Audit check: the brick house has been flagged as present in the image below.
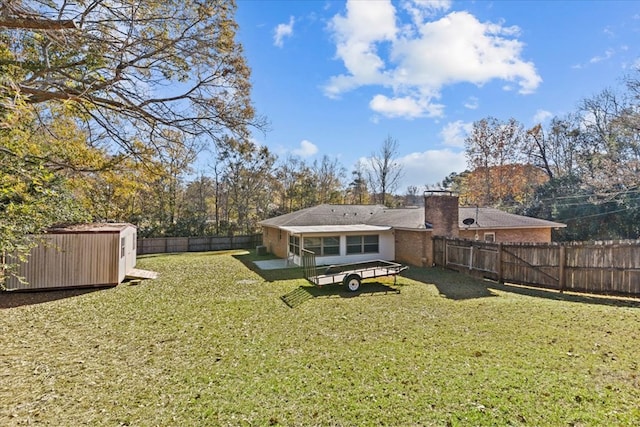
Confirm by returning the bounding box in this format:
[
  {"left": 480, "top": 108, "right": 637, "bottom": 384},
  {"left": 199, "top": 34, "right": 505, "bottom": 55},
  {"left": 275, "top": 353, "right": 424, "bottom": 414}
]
[{"left": 259, "top": 193, "right": 565, "bottom": 267}]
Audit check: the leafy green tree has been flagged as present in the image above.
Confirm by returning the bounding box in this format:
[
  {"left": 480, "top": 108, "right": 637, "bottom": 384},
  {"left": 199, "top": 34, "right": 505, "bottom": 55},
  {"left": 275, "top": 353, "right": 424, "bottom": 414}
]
[
  {"left": 217, "top": 138, "right": 275, "bottom": 235},
  {"left": 177, "top": 175, "right": 217, "bottom": 237},
  {"left": 1, "top": 0, "right": 265, "bottom": 277},
  {"left": 1, "top": 99, "right": 87, "bottom": 283},
  {"left": 273, "top": 155, "right": 316, "bottom": 213},
  {"left": 312, "top": 155, "right": 346, "bottom": 205},
  {"left": 346, "top": 161, "right": 369, "bottom": 205}
]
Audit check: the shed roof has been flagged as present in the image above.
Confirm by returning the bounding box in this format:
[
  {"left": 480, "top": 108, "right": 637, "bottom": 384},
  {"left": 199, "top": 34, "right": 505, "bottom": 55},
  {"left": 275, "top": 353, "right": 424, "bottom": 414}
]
[{"left": 45, "top": 223, "right": 136, "bottom": 234}]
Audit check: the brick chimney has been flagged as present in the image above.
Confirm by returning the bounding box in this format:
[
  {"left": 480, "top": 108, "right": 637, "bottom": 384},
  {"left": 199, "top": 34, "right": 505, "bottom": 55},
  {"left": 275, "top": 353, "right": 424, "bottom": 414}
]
[{"left": 424, "top": 191, "right": 459, "bottom": 237}]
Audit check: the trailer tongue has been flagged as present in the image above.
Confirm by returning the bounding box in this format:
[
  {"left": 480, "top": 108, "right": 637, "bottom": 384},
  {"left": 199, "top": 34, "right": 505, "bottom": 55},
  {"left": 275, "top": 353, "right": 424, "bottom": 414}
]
[{"left": 301, "top": 249, "right": 407, "bottom": 292}]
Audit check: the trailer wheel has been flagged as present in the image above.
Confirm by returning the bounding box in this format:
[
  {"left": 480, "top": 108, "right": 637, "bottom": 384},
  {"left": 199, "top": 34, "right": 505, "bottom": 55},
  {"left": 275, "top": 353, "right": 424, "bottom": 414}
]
[{"left": 343, "top": 274, "right": 362, "bottom": 292}]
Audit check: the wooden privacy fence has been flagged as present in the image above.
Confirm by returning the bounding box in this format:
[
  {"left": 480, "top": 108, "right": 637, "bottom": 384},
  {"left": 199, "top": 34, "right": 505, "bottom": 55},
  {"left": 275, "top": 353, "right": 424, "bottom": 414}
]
[
  {"left": 137, "top": 234, "right": 262, "bottom": 255},
  {"left": 433, "top": 237, "right": 640, "bottom": 297}
]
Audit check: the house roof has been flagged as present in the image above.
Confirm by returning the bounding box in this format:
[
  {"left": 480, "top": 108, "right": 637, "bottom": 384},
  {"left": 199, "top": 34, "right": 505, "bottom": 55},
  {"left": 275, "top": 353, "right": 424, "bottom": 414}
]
[
  {"left": 260, "top": 204, "right": 566, "bottom": 232},
  {"left": 260, "top": 205, "right": 387, "bottom": 227},
  {"left": 459, "top": 207, "right": 566, "bottom": 229},
  {"left": 281, "top": 224, "right": 391, "bottom": 234},
  {"left": 368, "top": 207, "right": 427, "bottom": 229}
]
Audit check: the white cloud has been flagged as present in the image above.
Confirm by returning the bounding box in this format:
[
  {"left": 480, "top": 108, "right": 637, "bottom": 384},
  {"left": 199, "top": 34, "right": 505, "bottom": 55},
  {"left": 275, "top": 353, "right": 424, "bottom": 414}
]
[
  {"left": 325, "top": 3, "right": 541, "bottom": 119},
  {"left": 369, "top": 94, "right": 444, "bottom": 118},
  {"left": 401, "top": 0, "right": 452, "bottom": 25},
  {"left": 274, "top": 16, "right": 295, "bottom": 48},
  {"left": 292, "top": 140, "right": 318, "bottom": 157},
  {"left": 391, "top": 12, "right": 540, "bottom": 94},
  {"left": 464, "top": 96, "right": 479, "bottom": 110},
  {"left": 439, "top": 120, "right": 472, "bottom": 147},
  {"left": 574, "top": 48, "right": 617, "bottom": 69},
  {"left": 589, "top": 48, "right": 615, "bottom": 64},
  {"left": 324, "top": 0, "right": 398, "bottom": 98},
  {"left": 533, "top": 109, "right": 553, "bottom": 124},
  {"left": 398, "top": 149, "right": 467, "bottom": 189}
]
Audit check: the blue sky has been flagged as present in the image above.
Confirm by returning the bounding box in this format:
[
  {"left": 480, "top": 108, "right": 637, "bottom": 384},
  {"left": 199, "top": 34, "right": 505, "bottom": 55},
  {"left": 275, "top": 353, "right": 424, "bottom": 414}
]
[{"left": 226, "top": 0, "right": 640, "bottom": 192}]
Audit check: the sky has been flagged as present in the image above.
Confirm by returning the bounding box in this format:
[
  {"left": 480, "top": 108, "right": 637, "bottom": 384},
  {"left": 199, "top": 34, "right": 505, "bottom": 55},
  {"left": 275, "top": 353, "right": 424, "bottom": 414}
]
[{"left": 217, "top": 0, "right": 640, "bottom": 192}]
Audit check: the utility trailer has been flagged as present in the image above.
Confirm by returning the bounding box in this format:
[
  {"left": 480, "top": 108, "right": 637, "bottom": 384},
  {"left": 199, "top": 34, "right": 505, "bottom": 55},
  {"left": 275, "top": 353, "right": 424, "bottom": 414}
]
[{"left": 301, "top": 249, "right": 408, "bottom": 292}]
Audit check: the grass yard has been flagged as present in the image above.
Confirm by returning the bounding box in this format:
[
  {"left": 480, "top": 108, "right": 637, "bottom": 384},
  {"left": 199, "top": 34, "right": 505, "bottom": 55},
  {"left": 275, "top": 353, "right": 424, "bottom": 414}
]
[{"left": 2, "top": 250, "right": 640, "bottom": 426}]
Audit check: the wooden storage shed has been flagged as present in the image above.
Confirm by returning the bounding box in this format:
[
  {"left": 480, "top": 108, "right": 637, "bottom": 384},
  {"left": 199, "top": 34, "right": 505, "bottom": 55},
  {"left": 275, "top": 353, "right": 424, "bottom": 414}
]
[{"left": 4, "top": 223, "right": 138, "bottom": 291}]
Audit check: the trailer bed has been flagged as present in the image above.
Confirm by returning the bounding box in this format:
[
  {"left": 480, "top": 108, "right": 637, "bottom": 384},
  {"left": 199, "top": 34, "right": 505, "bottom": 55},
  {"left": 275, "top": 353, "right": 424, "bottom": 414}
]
[
  {"left": 311, "top": 260, "right": 406, "bottom": 286},
  {"left": 301, "top": 250, "right": 407, "bottom": 291}
]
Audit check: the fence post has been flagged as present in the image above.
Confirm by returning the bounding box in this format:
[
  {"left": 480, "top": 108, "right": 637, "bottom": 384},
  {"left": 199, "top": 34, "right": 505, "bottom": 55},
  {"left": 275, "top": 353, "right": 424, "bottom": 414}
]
[
  {"left": 497, "top": 243, "right": 503, "bottom": 283},
  {"left": 444, "top": 238, "right": 449, "bottom": 268},
  {"left": 558, "top": 245, "right": 566, "bottom": 293},
  {"left": 432, "top": 236, "right": 438, "bottom": 266}
]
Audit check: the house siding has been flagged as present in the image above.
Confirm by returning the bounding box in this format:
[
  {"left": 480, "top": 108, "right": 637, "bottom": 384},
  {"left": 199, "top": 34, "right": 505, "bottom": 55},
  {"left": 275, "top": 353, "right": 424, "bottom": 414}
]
[
  {"left": 287, "top": 231, "right": 395, "bottom": 265},
  {"left": 259, "top": 202, "right": 564, "bottom": 268},
  {"left": 394, "top": 229, "right": 433, "bottom": 267},
  {"left": 262, "top": 225, "right": 288, "bottom": 258},
  {"left": 459, "top": 227, "right": 552, "bottom": 243}
]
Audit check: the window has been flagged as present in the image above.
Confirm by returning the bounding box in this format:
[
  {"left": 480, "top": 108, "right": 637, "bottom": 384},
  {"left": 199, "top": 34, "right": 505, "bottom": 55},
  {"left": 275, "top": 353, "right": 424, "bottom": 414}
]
[
  {"left": 484, "top": 232, "right": 496, "bottom": 243},
  {"left": 346, "top": 235, "right": 379, "bottom": 254},
  {"left": 323, "top": 236, "right": 340, "bottom": 255},
  {"left": 303, "top": 236, "right": 340, "bottom": 256},
  {"left": 289, "top": 235, "right": 300, "bottom": 255},
  {"left": 120, "top": 237, "right": 126, "bottom": 258}
]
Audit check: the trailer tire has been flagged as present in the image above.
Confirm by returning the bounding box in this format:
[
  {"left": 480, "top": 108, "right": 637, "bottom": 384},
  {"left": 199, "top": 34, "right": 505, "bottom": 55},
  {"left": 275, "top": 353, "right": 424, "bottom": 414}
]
[{"left": 343, "top": 274, "right": 361, "bottom": 292}]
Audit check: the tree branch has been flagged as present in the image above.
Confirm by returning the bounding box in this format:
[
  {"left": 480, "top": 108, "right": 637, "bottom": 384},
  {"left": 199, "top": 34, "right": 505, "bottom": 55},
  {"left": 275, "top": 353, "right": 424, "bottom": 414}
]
[{"left": 0, "top": 17, "right": 76, "bottom": 30}]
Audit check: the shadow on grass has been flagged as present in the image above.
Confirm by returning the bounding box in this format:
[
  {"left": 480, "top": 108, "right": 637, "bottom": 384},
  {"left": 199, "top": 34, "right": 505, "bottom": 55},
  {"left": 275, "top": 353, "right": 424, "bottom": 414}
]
[
  {"left": 403, "top": 267, "right": 640, "bottom": 308},
  {"left": 402, "top": 267, "right": 497, "bottom": 301},
  {"left": 233, "top": 251, "right": 305, "bottom": 282},
  {"left": 0, "top": 287, "right": 109, "bottom": 309},
  {"left": 281, "top": 282, "right": 401, "bottom": 308},
  {"left": 138, "top": 249, "right": 250, "bottom": 260}
]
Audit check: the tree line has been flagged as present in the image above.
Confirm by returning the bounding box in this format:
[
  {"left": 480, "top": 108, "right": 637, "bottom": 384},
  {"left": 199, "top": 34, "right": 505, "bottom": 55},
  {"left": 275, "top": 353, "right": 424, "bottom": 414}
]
[
  {"left": 2, "top": 1, "right": 639, "bottom": 282},
  {"left": 452, "top": 69, "right": 640, "bottom": 241},
  {"left": 0, "top": 0, "right": 408, "bottom": 280}
]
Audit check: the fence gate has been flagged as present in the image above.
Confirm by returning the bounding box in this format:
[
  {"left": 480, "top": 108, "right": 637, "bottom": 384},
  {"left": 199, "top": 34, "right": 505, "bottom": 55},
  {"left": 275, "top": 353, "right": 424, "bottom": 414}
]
[
  {"left": 435, "top": 237, "right": 561, "bottom": 290},
  {"left": 443, "top": 239, "right": 499, "bottom": 276},
  {"left": 434, "top": 237, "right": 640, "bottom": 297}
]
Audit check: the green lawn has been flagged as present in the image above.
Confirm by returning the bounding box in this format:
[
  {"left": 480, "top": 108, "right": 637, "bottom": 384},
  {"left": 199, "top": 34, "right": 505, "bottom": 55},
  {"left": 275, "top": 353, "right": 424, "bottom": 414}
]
[{"left": 2, "top": 250, "right": 640, "bottom": 426}]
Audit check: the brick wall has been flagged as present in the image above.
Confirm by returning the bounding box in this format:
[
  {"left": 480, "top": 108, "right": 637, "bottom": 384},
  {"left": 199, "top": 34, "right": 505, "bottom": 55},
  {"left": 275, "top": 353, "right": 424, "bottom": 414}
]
[
  {"left": 394, "top": 229, "right": 433, "bottom": 267},
  {"left": 262, "top": 226, "right": 288, "bottom": 258},
  {"left": 458, "top": 227, "right": 552, "bottom": 243},
  {"left": 424, "top": 194, "right": 459, "bottom": 238}
]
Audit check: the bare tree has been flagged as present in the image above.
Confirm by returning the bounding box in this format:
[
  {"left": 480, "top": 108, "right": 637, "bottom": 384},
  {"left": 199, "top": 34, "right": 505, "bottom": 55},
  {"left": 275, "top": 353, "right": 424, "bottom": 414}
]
[
  {"left": 1, "top": 0, "right": 266, "bottom": 155},
  {"left": 367, "top": 135, "right": 404, "bottom": 206}
]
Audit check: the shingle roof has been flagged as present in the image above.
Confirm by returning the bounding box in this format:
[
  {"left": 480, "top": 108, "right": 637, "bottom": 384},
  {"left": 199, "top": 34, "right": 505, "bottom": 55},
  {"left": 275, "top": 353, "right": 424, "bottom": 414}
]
[
  {"left": 368, "top": 207, "right": 427, "bottom": 229},
  {"left": 259, "top": 204, "right": 565, "bottom": 230},
  {"left": 459, "top": 207, "right": 566, "bottom": 229},
  {"left": 259, "top": 204, "right": 385, "bottom": 227},
  {"left": 45, "top": 223, "right": 135, "bottom": 234}
]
